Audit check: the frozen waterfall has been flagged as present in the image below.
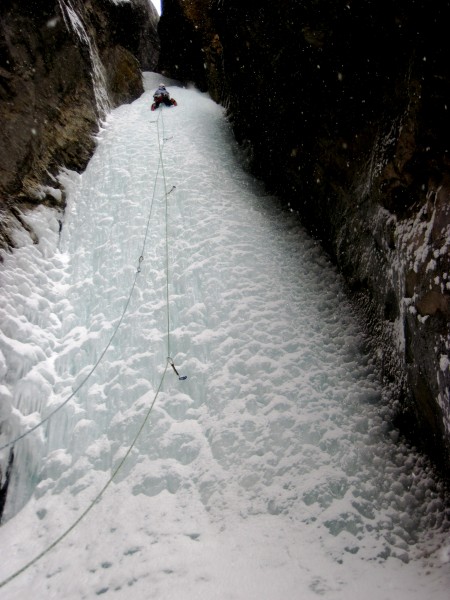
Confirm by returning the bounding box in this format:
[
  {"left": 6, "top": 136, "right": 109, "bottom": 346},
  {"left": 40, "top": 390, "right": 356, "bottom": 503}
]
[{"left": 0, "top": 72, "right": 449, "bottom": 599}]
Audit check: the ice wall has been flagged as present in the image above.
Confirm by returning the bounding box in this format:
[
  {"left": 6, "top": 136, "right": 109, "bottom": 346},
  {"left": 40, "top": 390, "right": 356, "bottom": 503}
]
[{"left": 0, "top": 74, "right": 448, "bottom": 599}]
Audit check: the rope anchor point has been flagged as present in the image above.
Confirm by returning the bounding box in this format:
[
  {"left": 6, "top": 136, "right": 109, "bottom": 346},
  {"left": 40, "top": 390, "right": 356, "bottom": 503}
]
[
  {"left": 167, "top": 357, "right": 187, "bottom": 380},
  {"left": 137, "top": 255, "right": 144, "bottom": 273}
]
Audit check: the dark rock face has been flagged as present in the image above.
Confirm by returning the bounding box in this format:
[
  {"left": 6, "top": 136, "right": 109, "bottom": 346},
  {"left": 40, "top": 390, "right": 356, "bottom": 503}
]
[
  {"left": 0, "top": 0, "right": 159, "bottom": 248},
  {"left": 159, "top": 0, "right": 450, "bottom": 475},
  {"left": 158, "top": 0, "right": 210, "bottom": 91},
  {"left": 100, "top": 0, "right": 160, "bottom": 72},
  {"left": 0, "top": 448, "right": 13, "bottom": 523}
]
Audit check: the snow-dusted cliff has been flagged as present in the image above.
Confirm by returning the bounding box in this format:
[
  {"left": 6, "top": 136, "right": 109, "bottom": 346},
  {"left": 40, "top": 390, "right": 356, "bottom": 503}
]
[
  {"left": 158, "top": 0, "right": 450, "bottom": 476},
  {"left": 0, "top": 0, "right": 159, "bottom": 249}
]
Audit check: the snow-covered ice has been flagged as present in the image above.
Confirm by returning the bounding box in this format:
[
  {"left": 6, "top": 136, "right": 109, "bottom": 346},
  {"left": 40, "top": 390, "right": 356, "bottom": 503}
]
[{"left": 0, "top": 72, "right": 449, "bottom": 599}]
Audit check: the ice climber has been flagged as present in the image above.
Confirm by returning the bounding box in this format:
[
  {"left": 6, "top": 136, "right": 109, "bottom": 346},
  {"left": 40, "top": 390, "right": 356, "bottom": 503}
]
[{"left": 151, "top": 83, "right": 178, "bottom": 111}]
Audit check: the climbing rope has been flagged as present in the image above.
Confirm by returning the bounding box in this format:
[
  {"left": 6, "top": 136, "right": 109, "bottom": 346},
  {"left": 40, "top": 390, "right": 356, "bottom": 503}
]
[
  {"left": 157, "top": 108, "right": 186, "bottom": 380},
  {"left": 0, "top": 110, "right": 168, "bottom": 452},
  {"left": 0, "top": 93, "right": 187, "bottom": 588},
  {"left": 0, "top": 362, "right": 169, "bottom": 590},
  {"left": 160, "top": 110, "right": 172, "bottom": 358},
  {"left": 138, "top": 110, "right": 164, "bottom": 263},
  {"left": 0, "top": 267, "right": 139, "bottom": 452}
]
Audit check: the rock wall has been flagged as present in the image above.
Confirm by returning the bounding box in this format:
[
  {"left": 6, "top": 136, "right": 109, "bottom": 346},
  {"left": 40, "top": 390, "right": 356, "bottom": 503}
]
[
  {"left": 158, "top": 0, "right": 450, "bottom": 475},
  {"left": 0, "top": 0, "right": 159, "bottom": 249}
]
